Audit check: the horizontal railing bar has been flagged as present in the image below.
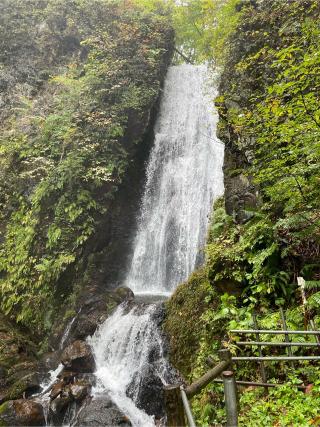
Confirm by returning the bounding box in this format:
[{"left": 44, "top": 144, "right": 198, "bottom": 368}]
[
  {"left": 233, "top": 356, "right": 320, "bottom": 361},
  {"left": 236, "top": 341, "right": 320, "bottom": 347},
  {"left": 230, "top": 329, "right": 320, "bottom": 335},
  {"left": 180, "top": 386, "right": 196, "bottom": 427},
  {"left": 213, "top": 379, "right": 307, "bottom": 390},
  {"left": 185, "top": 359, "right": 230, "bottom": 398}
]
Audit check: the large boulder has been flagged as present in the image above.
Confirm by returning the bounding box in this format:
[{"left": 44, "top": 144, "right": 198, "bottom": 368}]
[
  {"left": 61, "top": 341, "right": 95, "bottom": 373},
  {"left": 70, "top": 287, "right": 135, "bottom": 342},
  {"left": 0, "top": 399, "right": 45, "bottom": 426},
  {"left": 48, "top": 377, "right": 91, "bottom": 425},
  {"left": 49, "top": 394, "right": 72, "bottom": 425},
  {"left": 73, "top": 396, "right": 131, "bottom": 426},
  {"left": 128, "top": 365, "right": 165, "bottom": 418}
]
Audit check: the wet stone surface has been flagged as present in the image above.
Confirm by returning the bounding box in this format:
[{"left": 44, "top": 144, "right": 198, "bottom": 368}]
[{"left": 72, "top": 395, "right": 132, "bottom": 427}]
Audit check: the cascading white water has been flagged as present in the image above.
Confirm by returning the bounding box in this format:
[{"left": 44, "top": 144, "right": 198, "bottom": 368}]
[
  {"left": 89, "top": 64, "right": 224, "bottom": 426},
  {"left": 125, "top": 64, "right": 224, "bottom": 294},
  {"left": 88, "top": 303, "right": 170, "bottom": 427}
]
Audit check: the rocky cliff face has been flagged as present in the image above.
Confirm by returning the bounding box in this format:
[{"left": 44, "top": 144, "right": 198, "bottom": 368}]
[
  {"left": 217, "top": 0, "right": 320, "bottom": 223},
  {"left": 0, "top": 0, "right": 174, "bottom": 338}
]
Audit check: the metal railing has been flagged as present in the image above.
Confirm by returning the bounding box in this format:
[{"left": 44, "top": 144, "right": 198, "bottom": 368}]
[
  {"left": 164, "top": 277, "right": 320, "bottom": 426},
  {"left": 164, "top": 349, "right": 237, "bottom": 427},
  {"left": 227, "top": 305, "right": 320, "bottom": 403},
  {"left": 180, "top": 386, "right": 196, "bottom": 427}
]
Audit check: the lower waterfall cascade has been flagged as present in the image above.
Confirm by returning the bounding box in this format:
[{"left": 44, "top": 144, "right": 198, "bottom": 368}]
[
  {"left": 89, "top": 64, "right": 224, "bottom": 426},
  {"left": 88, "top": 303, "right": 171, "bottom": 426}
]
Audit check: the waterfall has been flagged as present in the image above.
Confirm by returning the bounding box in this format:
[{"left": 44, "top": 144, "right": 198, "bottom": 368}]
[
  {"left": 125, "top": 64, "right": 224, "bottom": 294},
  {"left": 89, "top": 64, "right": 224, "bottom": 425},
  {"left": 88, "top": 303, "right": 171, "bottom": 426}
]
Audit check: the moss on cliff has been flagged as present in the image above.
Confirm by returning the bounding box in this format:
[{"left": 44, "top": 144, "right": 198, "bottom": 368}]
[{"left": 164, "top": 269, "right": 215, "bottom": 379}]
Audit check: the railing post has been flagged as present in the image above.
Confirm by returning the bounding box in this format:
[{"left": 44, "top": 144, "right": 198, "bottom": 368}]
[
  {"left": 180, "top": 386, "right": 196, "bottom": 427},
  {"left": 298, "top": 276, "right": 320, "bottom": 346},
  {"left": 252, "top": 312, "right": 268, "bottom": 393},
  {"left": 164, "top": 384, "right": 186, "bottom": 427},
  {"left": 279, "top": 307, "right": 294, "bottom": 367},
  {"left": 222, "top": 370, "right": 238, "bottom": 427}
]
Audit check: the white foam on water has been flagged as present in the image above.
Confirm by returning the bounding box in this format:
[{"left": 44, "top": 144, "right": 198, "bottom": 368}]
[{"left": 88, "top": 304, "right": 169, "bottom": 427}]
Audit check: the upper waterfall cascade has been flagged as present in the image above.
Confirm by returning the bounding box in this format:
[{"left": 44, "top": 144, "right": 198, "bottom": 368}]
[{"left": 125, "top": 64, "right": 224, "bottom": 294}]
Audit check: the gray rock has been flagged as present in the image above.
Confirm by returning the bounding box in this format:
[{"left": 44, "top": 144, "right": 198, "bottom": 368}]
[
  {"left": 40, "top": 351, "right": 61, "bottom": 372},
  {"left": 61, "top": 341, "right": 95, "bottom": 373},
  {"left": 128, "top": 365, "right": 164, "bottom": 418},
  {"left": 49, "top": 394, "right": 71, "bottom": 425},
  {"left": 73, "top": 396, "right": 132, "bottom": 426},
  {"left": 69, "top": 382, "right": 91, "bottom": 401},
  {"left": 63, "top": 287, "right": 135, "bottom": 345}
]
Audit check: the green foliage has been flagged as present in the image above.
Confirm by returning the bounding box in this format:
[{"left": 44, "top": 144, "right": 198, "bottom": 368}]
[
  {"left": 215, "top": 0, "right": 320, "bottom": 300},
  {"left": 172, "top": 0, "right": 241, "bottom": 64},
  {"left": 0, "top": 0, "right": 172, "bottom": 333},
  {"left": 239, "top": 381, "right": 320, "bottom": 426},
  {"left": 188, "top": 291, "right": 320, "bottom": 426},
  {"left": 239, "top": 20, "right": 320, "bottom": 243},
  {"left": 206, "top": 201, "right": 295, "bottom": 304}
]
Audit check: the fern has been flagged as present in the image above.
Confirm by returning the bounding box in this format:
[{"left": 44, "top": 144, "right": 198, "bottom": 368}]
[
  {"left": 307, "top": 291, "right": 320, "bottom": 309},
  {"left": 304, "top": 281, "right": 320, "bottom": 290}
]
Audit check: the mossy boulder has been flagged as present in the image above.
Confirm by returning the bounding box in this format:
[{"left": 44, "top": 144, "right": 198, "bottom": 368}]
[
  {"left": 0, "top": 399, "right": 45, "bottom": 426},
  {"left": 0, "top": 314, "right": 38, "bottom": 404},
  {"left": 164, "top": 269, "right": 217, "bottom": 379},
  {"left": 110, "top": 287, "right": 135, "bottom": 305},
  {"left": 4, "top": 373, "right": 41, "bottom": 402}
]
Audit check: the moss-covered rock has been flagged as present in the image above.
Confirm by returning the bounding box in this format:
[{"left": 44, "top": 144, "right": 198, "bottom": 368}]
[
  {"left": 0, "top": 399, "right": 45, "bottom": 426},
  {"left": 164, "top": 269, "right": 215, "bottom": 379},
  {"left": 0, "top": 314, "right": 39, "bottom": 404},
  {"left": 4, "top": 373, "right": 41, "bottom": 402}
]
